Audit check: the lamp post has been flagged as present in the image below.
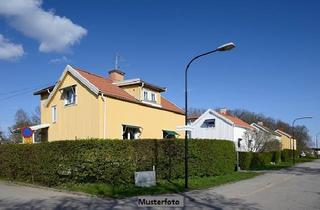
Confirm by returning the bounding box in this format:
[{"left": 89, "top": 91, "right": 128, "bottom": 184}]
[
  {"left": 184, "top": 42, "right": 236, "bottom": 189},
  {"left": 316, "top": 132, "right": 320, "bottom": 159},
  {"left": 291, "top": 116, "right": 312, "bottom": 165}
]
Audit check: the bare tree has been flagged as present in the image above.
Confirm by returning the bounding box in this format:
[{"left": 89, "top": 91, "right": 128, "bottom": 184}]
[
  {"left": 8, "top": 109, "right": 32, "bottom": 143},
  {"left": 31, "top": 106, "right": 40, "bottom": 125},
  {"left": 231, "top": 108, "right": 311, "bottom": 152},
  {"left": 243, "top": 129, "right": 280, "bottom": 152},
  {"left": 187, "top": 107, "right": 206, "bottom": 117},
  {"left": 0, "top": 129, "right": 6, "bottom": 143}
]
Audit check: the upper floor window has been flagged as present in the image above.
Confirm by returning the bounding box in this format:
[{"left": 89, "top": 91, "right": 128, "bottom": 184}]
[
  {"left": 151, "top": 93, "right": 156, "bottom": 102},
  {"left": 143, "top": 91, "right": 148, "bottom": 101},
  {"left": 63, "top": 86, "right": 76, "bottom": 106},
  {"left": 142, "top": 89, "right": 157, "bottom": 103},
  {"left": 202, "top": 119, "right": 215, "bottom": 128}
]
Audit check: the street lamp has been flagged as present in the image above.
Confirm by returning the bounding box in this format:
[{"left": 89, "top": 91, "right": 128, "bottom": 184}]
[
  {"left": 184, "top": 42, "right": 236, "bottom": 189},
  {"left": 291, "top": 116, "right": 312, "bottom": 164}
]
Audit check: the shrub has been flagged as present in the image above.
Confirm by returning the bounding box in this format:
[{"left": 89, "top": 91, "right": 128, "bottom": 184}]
[
  {"left": 0, "top": 139, "right": 236, "bottom": 187},
  {"left": 239, "top": 152, "right": 253, "bottom": 170},
  {"left": 239, "top": 151, "right": 278, "bottom": 170},
  {"left": 281, "top": 149, "right": 297, "bottom": 162},
  {"left": 272, "top": 151, "right": 281, "bottom": 164},
  {"left": 250, "top": 152, "right": 274, "bottom": 169}
]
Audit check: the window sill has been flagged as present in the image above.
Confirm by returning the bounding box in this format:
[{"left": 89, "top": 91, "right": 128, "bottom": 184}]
[
  {"left": 141, "top": 100, "right": 162, "bottom": 108},
  {"left": 64, "top": 103, "right": 77, "bottom": 108}
]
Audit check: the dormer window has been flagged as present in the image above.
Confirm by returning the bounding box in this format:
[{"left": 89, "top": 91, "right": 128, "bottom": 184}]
[
  {"left": 63, "top": 86, "right": 76, "bottom": 106},
  {"left": 142, "top": 89, "right": 157, "bottom": 103},
  {"left": 144, "top": 91, "right": 148, "bottom": 101},
  {"left": 202, "top": 119, "right": 215, "bottom": 128},
  {"left": 151, "top": 93, "right": 156, "bottom": 102}
]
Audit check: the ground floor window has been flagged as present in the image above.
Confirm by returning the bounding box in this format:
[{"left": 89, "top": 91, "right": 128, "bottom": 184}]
[
  {"left": 163, "top": 130, "right": 179, "bottom": 139},
  {"left": 238, "top": 138, "right": 242, "bottom": 148},
  {"left": 122, "top": 125, "right": 141, "bottom": 140}
]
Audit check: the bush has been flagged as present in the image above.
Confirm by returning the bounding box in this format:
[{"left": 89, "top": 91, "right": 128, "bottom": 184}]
[
  {"left": 239, "top": 152, "right": 253, "bottom": 170},
  {"left": 239, "top": 151, "right": 279, "bottom": 170},
  {"left": 0, "top": 139, "right": 236, "bottom": 187},
  {"left": 250, "top": 152, "right": 274, "bottom": 169},
  {"left": 272, "top": 151, "right": 281, "bottom": 164},
  {"left": 281, "top": 149, "right": 297, "bottom": 162}
]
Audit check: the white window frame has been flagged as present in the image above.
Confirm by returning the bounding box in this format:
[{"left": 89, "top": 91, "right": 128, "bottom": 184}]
[
  {"left": 143, "top": 91, "right": 148, "bottom": 101},
  {"left": 142, "top": 88, "right": 157, "bottom": 103},
  {"left": 151, "top": 92, "right": 156, "bottom": 102},
  {"left": 63, "top": 86, "right": 76, "bottom": 106},
  {"left": 51, "top": 106, "right": 57, "bottom": 123}
]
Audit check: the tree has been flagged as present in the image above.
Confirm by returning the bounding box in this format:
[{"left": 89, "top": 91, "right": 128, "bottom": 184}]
[
  {"left": 231, "top": 109, "right": 311, "bottom": 152},
  {"left": 187, "top": 107, "right": 206, "bottom": 117},
  {"left": 294, "top": 125, "right": 311, "bottom": 152},
  {"left": 8, "top": 109, "right": 32, "bottom": 143},
  {"left": 0, "top": 129, "right": 6, "bottom": 143},
  {"left": 31, "top": 106, "right": 40, "bottom": 125},
  {"left": 243, "top": 129, "right": 280, "bottom": 152}
]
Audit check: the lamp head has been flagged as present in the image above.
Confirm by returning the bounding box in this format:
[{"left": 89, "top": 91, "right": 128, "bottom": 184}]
[{"left": 217, "top": 42, "right": 236, "bottom": 51}]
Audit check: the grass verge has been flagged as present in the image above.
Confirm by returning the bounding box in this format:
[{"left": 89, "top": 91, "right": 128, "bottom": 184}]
[
  {"left": 59, "top": 172, "right": 259, "bottom": 198},
  {"left": 252, "top": 157, "right": 317, "bottom": 170}
]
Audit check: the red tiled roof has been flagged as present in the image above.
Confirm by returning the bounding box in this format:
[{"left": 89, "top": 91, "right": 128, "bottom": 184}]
[
  {"left": 161, "top": 97, "right": 185, "bottom": 114},
  {"left": 75, "top": 68, "right": 184, "bottom": 115},
  {"left": 219, "top": 112, "right": 252, "bottom": 129},
  {"left": 187, "top": 115, "right": 201, "bottom": 120}
]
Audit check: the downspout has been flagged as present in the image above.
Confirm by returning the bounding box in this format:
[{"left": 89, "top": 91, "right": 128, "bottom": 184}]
[{"left": 101, "top": 94, "right": 107, "bottom": 139}]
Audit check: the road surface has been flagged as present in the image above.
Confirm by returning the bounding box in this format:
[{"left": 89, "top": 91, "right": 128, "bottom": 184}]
[{"left": 0, "top": 159, "right": 319, "bottom": 210}]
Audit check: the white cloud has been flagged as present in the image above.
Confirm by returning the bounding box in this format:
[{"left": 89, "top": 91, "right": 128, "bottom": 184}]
[
  {"left": 49, "top": 56, "right": 70, "bottom": 64},
  {"left": 0, "top": 34, "right": 24, "bottom": 61},
  {"left": 0, "top": 0, "right": 87, "bottom": 53}
]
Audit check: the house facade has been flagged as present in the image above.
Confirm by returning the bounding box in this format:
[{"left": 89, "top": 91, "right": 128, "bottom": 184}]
[
  {"left": 251, "top": 122, "right": 281, "bottom": 142},
  {"left": 186, "top": 108, "right": 252, "bottom": 151},
  {"left": 274, "top": 129, "right": 296, "bottom": 150},
  {"left": 33, "top": 65, "right": 184, "bottom": 141}
]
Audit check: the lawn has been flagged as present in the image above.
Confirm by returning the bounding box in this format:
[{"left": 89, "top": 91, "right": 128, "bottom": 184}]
[
  {"left": 251, "top": 157, "right": 318, "bottom": 170},
  {"left": 59, "top": 172, "right": 259, "bottom": 198}
]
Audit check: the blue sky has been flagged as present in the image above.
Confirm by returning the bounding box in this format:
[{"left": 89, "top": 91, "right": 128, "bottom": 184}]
[{"left": 0, "top": 0, "right": 319, "bottom": 145}]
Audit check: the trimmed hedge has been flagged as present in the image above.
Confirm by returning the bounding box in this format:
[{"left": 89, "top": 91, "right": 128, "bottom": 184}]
[
  {"left": 281, "top": 149, "right": 297, "bottom": 162},
  {"left": 0, "top": 139, "right": 236, "bottom": 187},
  {"left": 238, "top": 152, "right": 252, "bottom": 170},
  {"left": 239, "top": 151, "right": 281, "bottom": 170}
]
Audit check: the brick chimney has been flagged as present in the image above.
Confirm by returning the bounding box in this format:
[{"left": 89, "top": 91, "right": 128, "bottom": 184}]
[
  {"left": 108, "top": 69, "right": 125, "bottom": 82},
  {"left": 219, "top": 108, "right": 228, "bottom": 115}
]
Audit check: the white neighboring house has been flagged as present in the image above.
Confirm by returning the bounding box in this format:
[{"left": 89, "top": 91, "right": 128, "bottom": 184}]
[
  {"left": 250, "top": 122, "right": 281, "bottom": 142},
  {"left": 186, "top": 108, "right": 252, "bottom": 151},
  {"left": 248, "top": 122, "right": 281, "bottom": 151}
]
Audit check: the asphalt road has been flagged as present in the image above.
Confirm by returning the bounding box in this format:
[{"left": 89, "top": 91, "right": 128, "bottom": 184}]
[{"left": 0, "top": 159, "right": 319, "bottom": 210}]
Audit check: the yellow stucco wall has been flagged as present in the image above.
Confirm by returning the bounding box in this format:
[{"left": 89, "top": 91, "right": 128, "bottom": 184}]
[
  {"left": 280, "top": 134, "right": 297, "bottom": 150},
  {"left": 105, "top": 96, "right": 184, "bottom": 139},
  {"left": 122, "top": 85, "right": 141, "bottom": 100},
  {"left": 123, "top": 86, "right": 162, "bottom": 105},
  {"left": 41, "top": 72, "right": 103, "bottom": 141},
  {"left": 39, "top": 72, "right": 184, "bottom": 141}
]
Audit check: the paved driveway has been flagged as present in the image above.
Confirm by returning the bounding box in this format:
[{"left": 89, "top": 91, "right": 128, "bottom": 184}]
[{"left": 0, "top": 159, "right": 319, "bottom": 210}]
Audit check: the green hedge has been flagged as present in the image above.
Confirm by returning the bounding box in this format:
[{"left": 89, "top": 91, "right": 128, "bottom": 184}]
[
  {"left": 281, "top": 149, "right": 297, "bottom": 162},
  {"left": 0, "top": 139, "right": 236, "bottom": 187},
  {"left": 239, "top": 151, "right": 281, "bottom": 170},
  {"left": 238, "top": 152, "right": 252, "bottom": 170}
]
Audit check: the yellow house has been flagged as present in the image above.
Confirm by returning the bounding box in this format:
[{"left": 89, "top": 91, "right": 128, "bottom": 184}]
[
  {"left": 33, "top": 65, "right": 184, "bottom": 141},
  {"left": 274, "top": 129, "right": 296, "bottom": 150}
]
